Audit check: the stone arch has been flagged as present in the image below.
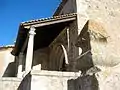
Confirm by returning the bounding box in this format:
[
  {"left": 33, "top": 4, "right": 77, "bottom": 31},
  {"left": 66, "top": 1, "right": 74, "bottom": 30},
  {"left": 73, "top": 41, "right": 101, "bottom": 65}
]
[{"left": 49, "top": 43, "right": 69, "bottom": 71}]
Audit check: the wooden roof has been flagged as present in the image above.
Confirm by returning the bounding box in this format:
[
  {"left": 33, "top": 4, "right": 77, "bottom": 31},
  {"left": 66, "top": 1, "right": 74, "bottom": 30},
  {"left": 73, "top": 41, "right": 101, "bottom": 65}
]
[{"left": 12, "top": 13, "right": 77, "bottom": 56}]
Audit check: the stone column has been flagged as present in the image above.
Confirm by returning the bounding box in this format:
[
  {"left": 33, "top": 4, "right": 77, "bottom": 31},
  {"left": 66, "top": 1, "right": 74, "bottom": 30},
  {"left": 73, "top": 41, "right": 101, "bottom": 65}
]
[
  {"left": 17, "top": 52, "right": 24, "bottom": 78},
  {"left": 25, "top": 26, "right": 36, "bottom": 74}
]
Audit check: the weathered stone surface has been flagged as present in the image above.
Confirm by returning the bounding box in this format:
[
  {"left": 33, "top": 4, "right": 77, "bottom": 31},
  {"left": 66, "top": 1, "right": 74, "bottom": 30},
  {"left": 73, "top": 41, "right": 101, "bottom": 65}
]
[
  {"left": 59, "top": 0, "right": 120, "bottom": 90},
  {"left": 81, "top": 0, "right": 120, "bottom": 67},
  {"left": 95, "top": 67, "right": 120, "bottom": 90},
  {"left": 0, "top": 78, "right": 21, "bottom": 90},
  {"left": 0, "top": 47, "right": 15, "bottom": 77},
  {"left": 19, "top": 70, "right": 81, "bottom": 90}
]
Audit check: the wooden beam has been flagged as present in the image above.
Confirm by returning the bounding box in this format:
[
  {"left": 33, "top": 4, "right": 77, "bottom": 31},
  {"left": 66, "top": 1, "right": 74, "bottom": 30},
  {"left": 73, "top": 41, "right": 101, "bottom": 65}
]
[{"left": 24, "top": 17, "right": 76, "bottom": 28}]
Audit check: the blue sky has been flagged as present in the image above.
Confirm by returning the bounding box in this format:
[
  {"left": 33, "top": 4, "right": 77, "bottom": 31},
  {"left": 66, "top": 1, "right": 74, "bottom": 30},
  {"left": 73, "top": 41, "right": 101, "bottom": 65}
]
[{"left": 0, "top": 0, "right": 61, "bottom": 46}]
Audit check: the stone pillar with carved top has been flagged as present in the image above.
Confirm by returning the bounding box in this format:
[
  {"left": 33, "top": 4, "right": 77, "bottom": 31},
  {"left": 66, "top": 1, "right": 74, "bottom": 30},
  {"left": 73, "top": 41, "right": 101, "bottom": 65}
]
[{"left": 25, "top": 26, "right": 36, "bottom": 75}]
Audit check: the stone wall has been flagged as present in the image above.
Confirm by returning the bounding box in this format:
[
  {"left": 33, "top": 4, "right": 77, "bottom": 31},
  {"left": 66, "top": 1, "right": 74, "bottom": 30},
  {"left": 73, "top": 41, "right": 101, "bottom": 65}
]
[
  {"left": 0, "top": 78, "right": 21, "bottom": 90},
  {"left": 95, "top": 67, "right": 120, "bottom": 90},
  {"left": 76, "top": 0, "right": 120, "bottom": 68},
  {"left": 19, "top": 70, "right": 81, "bottom": 90},
  {"left": 59, "top": 0, "right": 120, "bottom": 68},
  {"left": 0, "top": 47, "right": 16, "bottom": 77},
  {"left": 55, "top": 0, "right": 120, "bottom": 90},
  {"left": 75, "top": 0, "right": 120, "bottom": 90}
]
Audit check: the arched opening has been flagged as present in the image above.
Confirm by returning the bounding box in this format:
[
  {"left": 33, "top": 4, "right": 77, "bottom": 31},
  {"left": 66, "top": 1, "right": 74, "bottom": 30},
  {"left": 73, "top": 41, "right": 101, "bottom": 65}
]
[{"left": 49, "top": 44, "right": 69, "bottom": 71}]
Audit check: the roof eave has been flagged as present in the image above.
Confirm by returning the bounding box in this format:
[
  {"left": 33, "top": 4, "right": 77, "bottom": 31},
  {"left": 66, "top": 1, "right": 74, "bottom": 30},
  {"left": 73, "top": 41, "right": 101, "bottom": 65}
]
[{"left": 11, "top": 13, "right": 77, "bottom": 56}]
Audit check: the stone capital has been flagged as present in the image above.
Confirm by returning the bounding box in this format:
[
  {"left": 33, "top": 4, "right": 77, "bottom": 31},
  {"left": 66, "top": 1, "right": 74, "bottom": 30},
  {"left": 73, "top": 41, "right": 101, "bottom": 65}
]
[{"left": 29, "top": 26, "right": 36, "bottom": 35}]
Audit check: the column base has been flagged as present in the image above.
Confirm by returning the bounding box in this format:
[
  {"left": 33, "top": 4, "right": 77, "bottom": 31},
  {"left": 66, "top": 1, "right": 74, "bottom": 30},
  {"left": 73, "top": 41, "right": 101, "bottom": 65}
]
[{"left": 17, "top": 72, "right": 24, "bottom": 78}]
